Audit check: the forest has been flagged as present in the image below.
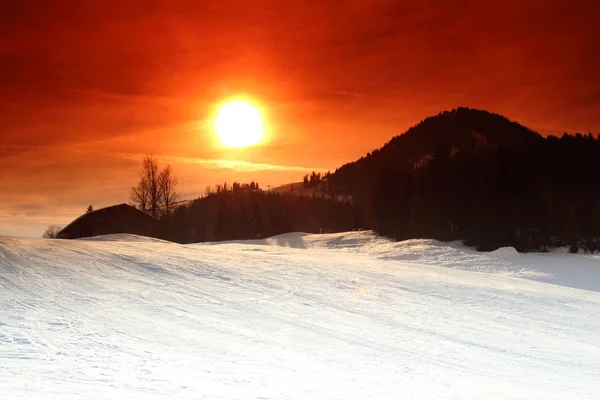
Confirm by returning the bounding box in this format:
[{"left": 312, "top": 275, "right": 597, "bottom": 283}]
[
  {"left": 325, "top": 109, "right": 600, "bottom": 252},
  {"left": 136, "top": 108, "right": 600, "bottom": 253},
  {"left": 155, "top": 185, "right": 362, "bottom": 244},
  {"left": 364, "top": 132, "right": 600, "bottom": 252}
]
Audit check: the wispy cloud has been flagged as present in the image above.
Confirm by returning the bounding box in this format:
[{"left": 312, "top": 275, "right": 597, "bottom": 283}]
[
  {"left": 165, "top": 156, "right": 326, "bottom": 173},
  {"left": 77, "top": 148, "right": 327, "bottom": 173}
]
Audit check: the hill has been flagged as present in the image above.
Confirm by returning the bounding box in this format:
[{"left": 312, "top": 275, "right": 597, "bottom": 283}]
[
  {"left": 330, "top": 107, "right": 542, "bottom": 198},
  {"left": 323, "top": 108, "right": 600, "bottom": 252},
  {"left": 1, "top": 232, "right": 599, "bottom": 398}
]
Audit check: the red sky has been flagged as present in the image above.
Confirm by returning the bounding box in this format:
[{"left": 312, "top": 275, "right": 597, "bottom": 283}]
[{"left": 1, "top": 0, "right": 599, "bottom": 237}]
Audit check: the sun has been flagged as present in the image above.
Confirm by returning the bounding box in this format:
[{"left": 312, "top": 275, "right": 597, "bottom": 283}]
[{"left": 213, "top": 100, "right": 265, "bottom": 148}]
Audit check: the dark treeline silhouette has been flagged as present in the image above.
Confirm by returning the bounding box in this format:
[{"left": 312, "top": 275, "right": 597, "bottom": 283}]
[
  {"left": 121, "top": 107, "right": 599, "bottom": 253},
  {"left": 303, "top": 171, "right": 331, "bottom": 189},
  {"left": 156, "top": 183, "right": 363, "bottom": 244},
  {"left": 368, "top": 133, "right": 600, "bottom": 252},
  {"left": 331, "top": 107, "right": 543, "bottom": 206},
  {"left": 328, "top": 108, "right": 600, "bottom": 253}
]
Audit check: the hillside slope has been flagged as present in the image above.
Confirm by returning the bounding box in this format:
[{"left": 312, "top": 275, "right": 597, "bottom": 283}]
[
  {"left": 323, "top": 109, "right": 600, "bottom": 252},
  {"left": 331, "top": 107, "right": 542, "bottom": 196},
  {"left": 1, "top": 233, "right": 599, "bottom": 399}
]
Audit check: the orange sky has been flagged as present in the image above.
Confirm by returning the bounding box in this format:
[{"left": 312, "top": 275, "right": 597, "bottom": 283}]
[{"left": 1, "top": 0, "right": 599, "bottom": 237}]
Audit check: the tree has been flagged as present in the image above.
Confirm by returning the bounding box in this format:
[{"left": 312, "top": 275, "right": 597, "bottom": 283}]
[
  {"left": 86, "top": 205, "right": 94, "bottom": 213},
  {"left": 131, "top": 155, "right": 180, "bottom": 217},
  {"left": 131, "top": 181, "right": 149, "bottom": 213},
  {"left": 251, "top": 202, "right": 265, "bottom": 238},
  {"left": 215, "top": 199, "right": 231, "bottom": 240},
  {"left": 158, "top": 164, "right": 180, "bottom": 216},
  {"left": 131, "top": 155, "right": 159, "bottom": 216},
  {"left": 309, "top": 171, "right": 322, "bottom": 188},
  {"left": 42, "top": 225, "right": 62, "bottom": 239}
]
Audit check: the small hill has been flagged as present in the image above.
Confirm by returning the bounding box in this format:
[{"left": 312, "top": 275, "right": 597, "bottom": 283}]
[
  {"left": 322, "top": 107, "right": 600, "bottom": 252},
  {"left": 330, "top": 107, "right": 542, "bottom": 196}
]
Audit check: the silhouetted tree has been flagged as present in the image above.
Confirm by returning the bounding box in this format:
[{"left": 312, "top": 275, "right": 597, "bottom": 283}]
[
  {"left": 131, "top": 155, "right": 180, "bottom": 217},
  {"left": 131, "top": 155, "right": 160, "bottom": 217},
  {"left": 86, "top": 205, "right": 94, "bottom": 213},
  {"left": 42, "top": 225, "right": 62, "bottom": 239},
  {"left": 214, "top": 199, "right": 231, "bottom": 240},
  {"left": 158, "top": 164, "right": 180, "bottom": 215},
  {"left": 309, "top": 171, "right": 322, "bottom": 188},
  {"left": 251, "top": 202, "right": 265, "bottom": 238}
]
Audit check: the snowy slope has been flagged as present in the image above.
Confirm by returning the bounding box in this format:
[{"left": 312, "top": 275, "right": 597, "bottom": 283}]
[
  {"left": 0, "top": 232, "right": 599, "bottom": 399},
  {"left": 263, "top": 231, "right": 600, "bottom": 292}
]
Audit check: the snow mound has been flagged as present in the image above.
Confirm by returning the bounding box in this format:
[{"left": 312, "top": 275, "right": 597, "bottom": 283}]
[
  {"left": 489, "top": 246, "right": 520, "bottom": 258},
  {"left": 266, "top": 232, "right": 311, "bottom": 248},
  {"left": 80, "top": 233, "right": 173, "bottom": 243}
]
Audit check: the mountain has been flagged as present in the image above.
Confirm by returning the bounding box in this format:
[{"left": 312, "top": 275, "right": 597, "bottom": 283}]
[
  {"left": 323, "top": 107, "right": 600, "bottom": 252},
  {"left": 330, "top": 107, "right": 542, "bottom": 197}
]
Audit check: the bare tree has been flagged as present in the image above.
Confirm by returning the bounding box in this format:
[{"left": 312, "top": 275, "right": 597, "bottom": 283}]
[
  {"left": 131, "top": 155, "right": 160, "bottom": 217},
  {"left": 131, "top": 155, "right": 180, "bottom": 217},
  {"left": 158, "top": 164, "right": 180, "bottom": 215},
  {"left": 144, "top": 155, "right": 161, "bottom": 217},
  {"left": 42, "top": 225, "right": 62, "bottom": 239},
  {"left": 131, "top": 179, "right": 149, "bottom": 213},
  {"left": 131, "top": 180, "right": 149, "bottom": 213}
]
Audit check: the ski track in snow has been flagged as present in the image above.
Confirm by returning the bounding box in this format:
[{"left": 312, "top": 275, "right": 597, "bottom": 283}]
[{"left": 0, "top": 232, "right": 599, "bottom": 399}]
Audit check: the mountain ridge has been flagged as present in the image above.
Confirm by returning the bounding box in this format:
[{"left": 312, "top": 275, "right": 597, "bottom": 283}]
[{"left": 330, "top": 107, "right": 543, "bottom": 196}]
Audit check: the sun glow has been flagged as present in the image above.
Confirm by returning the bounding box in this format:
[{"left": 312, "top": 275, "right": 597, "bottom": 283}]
[{"left": 213, "top": 100, "right": 265, "bottom": 148}]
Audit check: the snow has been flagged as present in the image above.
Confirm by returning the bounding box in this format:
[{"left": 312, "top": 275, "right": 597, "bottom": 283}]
[
  {"left": 1, "top": 231, "right": 599, "bottom": 399},
  {"left": 489, "top": 246, "right": 520, "bottom": 258}
]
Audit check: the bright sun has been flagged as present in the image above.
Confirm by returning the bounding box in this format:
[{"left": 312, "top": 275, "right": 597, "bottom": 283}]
[{"left": 214, "top": 100, "right": 265, "bottom": 148}]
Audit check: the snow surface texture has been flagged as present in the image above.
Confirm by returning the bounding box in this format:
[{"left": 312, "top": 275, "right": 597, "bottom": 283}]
[{"left": 1, "top": 231, "right": 599, "bottom": 399}]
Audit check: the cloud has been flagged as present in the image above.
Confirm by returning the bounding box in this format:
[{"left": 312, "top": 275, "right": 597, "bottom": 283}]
[
  {"left": 0, "top": 144, "right": 326, "bottom": 237},
  {"left": 165, "top": 156, "right": 326, "bottom": 173},
  {"left": 75, "top": 147, "right": 327, "bottom": 173}
]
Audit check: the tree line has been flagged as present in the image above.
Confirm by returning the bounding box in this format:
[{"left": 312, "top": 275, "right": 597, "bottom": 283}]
[
  {"left": 364, "top": 133, "right": 600, "bottom": 252},
  {"left": 155, "top": 188, "right": 362, "bottom": 244},
  {"left": 42, "top": 107, "right": 600, "bottom": 254},
  {"left": 127, "top": 156, "right": 360, "bottom": 243}
]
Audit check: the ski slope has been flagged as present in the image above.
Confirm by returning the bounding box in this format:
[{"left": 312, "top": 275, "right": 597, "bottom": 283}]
[{"left": 1, "top": 231, "right": 599, "bottom": 399}]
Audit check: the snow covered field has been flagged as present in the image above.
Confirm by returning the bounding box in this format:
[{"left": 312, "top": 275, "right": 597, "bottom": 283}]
[{"left": 1, "top": 231, "right": 599, "bottom": 399}]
